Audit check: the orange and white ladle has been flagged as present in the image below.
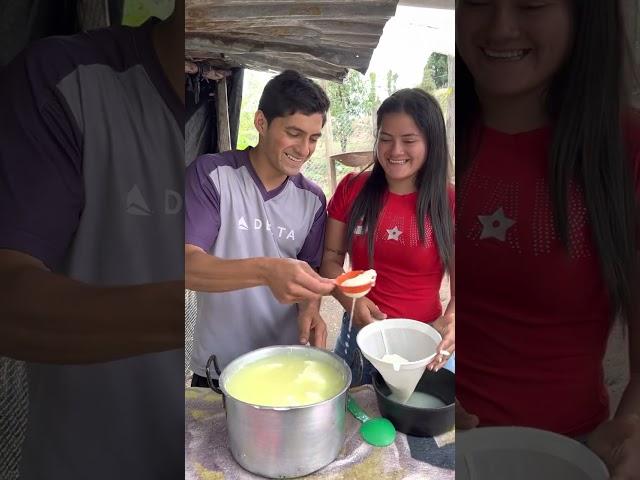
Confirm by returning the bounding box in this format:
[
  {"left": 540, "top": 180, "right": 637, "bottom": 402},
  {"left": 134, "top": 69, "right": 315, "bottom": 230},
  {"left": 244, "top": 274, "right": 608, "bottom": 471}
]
[
  {"left": 335, "top": 270, "right": 377, "bottom": 361},
  {"left": 335, "top": 269, "right": 377, "bottom": 298}
]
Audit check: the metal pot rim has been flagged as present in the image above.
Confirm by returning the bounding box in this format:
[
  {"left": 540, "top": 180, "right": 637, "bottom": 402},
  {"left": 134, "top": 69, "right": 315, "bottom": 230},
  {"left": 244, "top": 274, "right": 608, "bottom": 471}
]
[{"left": 218, "top": 345, "right": 352, "bottom": 410}]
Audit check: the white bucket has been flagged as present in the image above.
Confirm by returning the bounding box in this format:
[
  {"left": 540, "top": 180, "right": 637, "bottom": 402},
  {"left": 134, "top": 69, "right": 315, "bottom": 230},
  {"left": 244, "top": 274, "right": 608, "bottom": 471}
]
[
  {"left": 356, "top": 319, "right": 441, "bottom": 403},
  {"left": 456, "top": 427, "right": 609, "bottom": 480}
]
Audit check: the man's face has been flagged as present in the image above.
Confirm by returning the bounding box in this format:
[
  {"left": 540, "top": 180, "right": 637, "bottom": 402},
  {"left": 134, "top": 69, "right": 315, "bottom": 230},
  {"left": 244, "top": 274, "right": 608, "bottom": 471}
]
[
  {"left": 255, "top": 111, "right": 324, "bottom": 177},
  {"left": 457, "top": 0, "right": 573, "bottom": 99}
]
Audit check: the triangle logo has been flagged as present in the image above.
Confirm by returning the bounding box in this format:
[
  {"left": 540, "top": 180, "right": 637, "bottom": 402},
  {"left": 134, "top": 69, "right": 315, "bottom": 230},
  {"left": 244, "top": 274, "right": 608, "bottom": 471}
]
[
  {"left": 238, "top": 216, "right": 249, "bottom": 230},
  {"left": 126, "top": 185, "right": 152, "bottom": 216}
]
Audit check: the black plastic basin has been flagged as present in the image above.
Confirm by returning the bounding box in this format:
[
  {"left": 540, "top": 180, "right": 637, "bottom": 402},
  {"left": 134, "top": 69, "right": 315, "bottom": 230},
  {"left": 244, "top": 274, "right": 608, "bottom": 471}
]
[{"left": 372, "top": 368, "right": 455, "bottom": 437}]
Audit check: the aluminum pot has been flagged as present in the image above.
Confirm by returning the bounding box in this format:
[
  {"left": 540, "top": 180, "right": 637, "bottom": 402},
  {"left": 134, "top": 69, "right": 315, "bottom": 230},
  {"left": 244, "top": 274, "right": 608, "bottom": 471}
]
[{"left": 205, "top": 346, "right": 352, "bottom": 479}]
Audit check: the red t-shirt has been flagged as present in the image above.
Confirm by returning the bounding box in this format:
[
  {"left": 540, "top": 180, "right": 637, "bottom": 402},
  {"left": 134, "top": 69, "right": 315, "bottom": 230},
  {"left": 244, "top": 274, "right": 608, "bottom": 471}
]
[
  {"left": 456, "top": 114, "right": 640, "bottom": 437},
  {"left": 327, "top": 172, "right": 455, "bottom": 323}
]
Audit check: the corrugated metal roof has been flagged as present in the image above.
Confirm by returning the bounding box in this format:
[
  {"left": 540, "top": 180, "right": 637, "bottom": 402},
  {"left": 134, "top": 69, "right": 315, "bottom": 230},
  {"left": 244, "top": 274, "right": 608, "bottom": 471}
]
[{"left": 185, "top": 0, "right": 400, "bottom": 81}]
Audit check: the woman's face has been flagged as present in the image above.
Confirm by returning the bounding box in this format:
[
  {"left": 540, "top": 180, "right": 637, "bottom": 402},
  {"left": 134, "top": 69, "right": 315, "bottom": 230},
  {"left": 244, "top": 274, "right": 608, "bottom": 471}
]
[
  {"left": 456, "top": 0, "right": 574, "bottom": 99},
  {"left": 376, "top": 112, "right": 427, "bottom": 189}
]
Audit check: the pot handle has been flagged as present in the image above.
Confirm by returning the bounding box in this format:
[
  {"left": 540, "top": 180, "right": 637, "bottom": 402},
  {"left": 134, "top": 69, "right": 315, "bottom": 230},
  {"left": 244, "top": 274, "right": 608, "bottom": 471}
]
[{"left": 205, "top": 354, "right": 223, "bottom": 395}]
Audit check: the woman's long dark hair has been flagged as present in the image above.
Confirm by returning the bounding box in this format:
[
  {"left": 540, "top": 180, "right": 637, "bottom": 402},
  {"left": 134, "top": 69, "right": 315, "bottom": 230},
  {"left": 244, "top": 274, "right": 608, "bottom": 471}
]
[
  {"left": 346, "top": 88, "right": 454, "bottom": 270},
  {"left": 457, "top": 0, "right": 639, "bottom": 322}
]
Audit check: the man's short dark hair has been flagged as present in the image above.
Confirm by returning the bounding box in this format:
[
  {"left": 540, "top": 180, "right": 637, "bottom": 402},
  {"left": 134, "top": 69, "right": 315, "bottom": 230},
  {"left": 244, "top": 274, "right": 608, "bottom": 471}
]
[{"left": 258, "top": 70, "right": 330, "bottom": 126}]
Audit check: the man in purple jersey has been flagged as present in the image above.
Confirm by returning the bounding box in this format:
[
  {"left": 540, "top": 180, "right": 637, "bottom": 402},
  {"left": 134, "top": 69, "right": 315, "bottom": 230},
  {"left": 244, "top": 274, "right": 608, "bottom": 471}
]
[
  {"left": 185, "top": 70, "right": 335, "bottom": 387},
  {"left": 0, "top": 3, "right": 184, "bottom": 480}
]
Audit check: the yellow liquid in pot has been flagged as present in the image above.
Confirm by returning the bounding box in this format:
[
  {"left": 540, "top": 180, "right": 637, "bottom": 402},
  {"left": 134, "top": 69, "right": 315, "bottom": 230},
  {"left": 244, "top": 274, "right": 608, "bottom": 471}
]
[{"left": 225, "top": 354, "right": 344, "bottom": 407}]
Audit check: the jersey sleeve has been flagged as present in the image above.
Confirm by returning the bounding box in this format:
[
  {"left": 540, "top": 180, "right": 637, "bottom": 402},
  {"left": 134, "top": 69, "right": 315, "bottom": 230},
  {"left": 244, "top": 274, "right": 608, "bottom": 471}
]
[
  {"left": 184, "top": 155, "right": 222, "bottom": 252},
  {"left": 297, "top": 193, "right": 327, "bottom": 269},
  {"left": 0, "top": 39, "right": 84, "bottom": 270}
]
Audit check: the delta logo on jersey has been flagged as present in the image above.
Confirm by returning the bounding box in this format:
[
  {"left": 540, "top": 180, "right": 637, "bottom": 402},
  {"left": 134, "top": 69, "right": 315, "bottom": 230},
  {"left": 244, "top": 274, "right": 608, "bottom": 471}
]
[
  {"left": 126, "top": 185, "right": 151, "bottom": 216},
  {"left": 125, "top": 185, "right": 182, "bottom": 216},
  {"left": 237, "top": 216, "right": 296, "bottom": 240}
]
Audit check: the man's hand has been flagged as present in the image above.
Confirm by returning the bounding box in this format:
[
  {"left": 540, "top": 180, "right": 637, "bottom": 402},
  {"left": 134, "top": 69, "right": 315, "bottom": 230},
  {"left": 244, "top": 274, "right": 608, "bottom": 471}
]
[
  {"left": 456, "top": 399, "right": 480, "bottom": 430},
  {"left": 348, "top": 296, "right": 387, "bottom": 328},
  {"left": 265, "top": 258, "right": 335, "bottom": 304},
  {"left": 185, "top": 246, "right": 335, "bottom": 302},
  {"left": 587, "top": 414, "right": 640, "bottom": 479},
  {"left": 297, "top": 300, "right": 328, "bottom": 349},
  {"left": 0, "top": 249, "right": 183, "bottom": 364},
  {"left": 428, "top": 312, "right": 455, "bottom": 371}
]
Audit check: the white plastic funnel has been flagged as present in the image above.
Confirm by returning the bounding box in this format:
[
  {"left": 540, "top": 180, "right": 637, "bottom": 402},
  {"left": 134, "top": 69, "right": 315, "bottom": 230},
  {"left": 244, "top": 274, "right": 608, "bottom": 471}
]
[{"left": 356, "top": 319, "right": 441, "bottom": 403}]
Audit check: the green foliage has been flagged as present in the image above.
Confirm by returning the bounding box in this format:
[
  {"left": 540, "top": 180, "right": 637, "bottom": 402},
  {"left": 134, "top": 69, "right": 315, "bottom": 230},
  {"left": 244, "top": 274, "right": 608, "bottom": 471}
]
[
  {"left": 122, "top": 0, "right": 174, "bottom": 26},
  {"left": 414, "top": 84, "right": 451, "bottom": 119},
  {"left": 426, "top": 52, "right": 448, "bottom": 89},
  {"left": 385, "top": 70, "right": 399, "bottom": 96},
  {"left": 366, "top": 72, "right": 379, "bottom": 112},
  {"left": 236, "top": 71, "right": 274, "bottom": 149},
  {"left": 327, "top": 70, "right": 369, "bottom": 152},
  {"left": 434, "top": 87, "right": 452, "bottom": 118},
  {"left": 420, "top": 64, "right": 438, "bottom": 93},
  {"left": 236, "top": 111, "right": 258, "bottom": 150}
]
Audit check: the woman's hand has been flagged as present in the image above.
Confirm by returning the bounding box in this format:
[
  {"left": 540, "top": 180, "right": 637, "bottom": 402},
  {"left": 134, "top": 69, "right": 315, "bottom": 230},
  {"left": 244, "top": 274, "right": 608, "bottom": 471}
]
[
  {"left": 349, "top": 296, "right": 387, "bottom": 328},
  {"left": 587, "top": 414, "right": 640, "bottom": 479},
  {"left": 428, "top": 312, "right": 455, "bottom": 371}
]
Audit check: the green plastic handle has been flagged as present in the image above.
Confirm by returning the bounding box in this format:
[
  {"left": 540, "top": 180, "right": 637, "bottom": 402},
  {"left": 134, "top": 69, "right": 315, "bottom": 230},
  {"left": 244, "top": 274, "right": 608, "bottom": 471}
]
[{"left": 347, "top": 395, "right": 370, "bottom": 424}]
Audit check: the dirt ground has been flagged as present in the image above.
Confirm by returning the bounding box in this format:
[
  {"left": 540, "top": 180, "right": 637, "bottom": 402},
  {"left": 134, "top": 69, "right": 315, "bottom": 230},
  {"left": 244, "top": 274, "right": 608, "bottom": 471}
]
[{"left": 604, "top": 322, "right": 629, "bottom": 412}]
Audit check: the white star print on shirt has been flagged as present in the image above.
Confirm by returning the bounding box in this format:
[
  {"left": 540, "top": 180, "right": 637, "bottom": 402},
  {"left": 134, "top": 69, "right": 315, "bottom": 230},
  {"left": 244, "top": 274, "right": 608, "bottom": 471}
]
[
  {"left": 386, "top": 226, "right": 402, "bottom": 241},
  {"left": 478, "top": 207, "right": 516, "bottom": 241}
]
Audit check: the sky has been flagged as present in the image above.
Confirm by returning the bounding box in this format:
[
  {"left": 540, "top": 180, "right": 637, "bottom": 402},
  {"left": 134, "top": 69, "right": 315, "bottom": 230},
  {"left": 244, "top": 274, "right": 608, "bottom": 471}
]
[{"left": 367, "top": 6, "right": 455, "bottom": 90}]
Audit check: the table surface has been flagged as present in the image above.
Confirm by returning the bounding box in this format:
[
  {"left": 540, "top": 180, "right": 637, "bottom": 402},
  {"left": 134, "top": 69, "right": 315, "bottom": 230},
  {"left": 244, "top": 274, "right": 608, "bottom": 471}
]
[{"left": 185, "top": 385, "right": 455, "bottom": 479}]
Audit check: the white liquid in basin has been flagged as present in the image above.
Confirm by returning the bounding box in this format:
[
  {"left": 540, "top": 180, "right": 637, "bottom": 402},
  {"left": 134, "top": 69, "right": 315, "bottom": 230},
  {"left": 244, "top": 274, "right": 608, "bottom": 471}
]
[{"left": 393, "top": 391, "right": 447, "bottom": 408}]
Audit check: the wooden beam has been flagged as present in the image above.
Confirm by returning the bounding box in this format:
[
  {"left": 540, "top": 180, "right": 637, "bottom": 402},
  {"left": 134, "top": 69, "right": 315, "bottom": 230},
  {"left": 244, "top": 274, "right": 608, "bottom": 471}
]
[{"left": 398, "top": 0, "right": 453, "bottom": 9}]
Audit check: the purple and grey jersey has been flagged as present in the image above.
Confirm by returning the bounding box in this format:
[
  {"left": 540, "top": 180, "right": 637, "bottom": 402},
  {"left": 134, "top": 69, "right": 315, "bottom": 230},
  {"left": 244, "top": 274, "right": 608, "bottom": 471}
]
[
  {"left": 0, "top": 20, "right": 183, "bottom": 480},
  {"left": 185, "top": 149, "right": 326, "bottom": 376}
]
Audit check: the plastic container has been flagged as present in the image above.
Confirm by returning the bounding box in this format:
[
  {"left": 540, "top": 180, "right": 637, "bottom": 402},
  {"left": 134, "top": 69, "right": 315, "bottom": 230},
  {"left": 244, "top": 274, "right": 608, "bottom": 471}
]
[{"left": 357, "top": 318, "right": 441, "bottom": 403}]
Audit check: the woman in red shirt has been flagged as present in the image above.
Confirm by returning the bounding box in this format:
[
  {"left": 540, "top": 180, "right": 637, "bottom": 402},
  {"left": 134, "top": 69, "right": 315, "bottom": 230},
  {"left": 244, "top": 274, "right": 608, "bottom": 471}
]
[
  {"left": 320, "top": 88, "right": 455, "bottom": 385},
  {"left": 455, "top": 0, "right": 640, "bottom": 476}
]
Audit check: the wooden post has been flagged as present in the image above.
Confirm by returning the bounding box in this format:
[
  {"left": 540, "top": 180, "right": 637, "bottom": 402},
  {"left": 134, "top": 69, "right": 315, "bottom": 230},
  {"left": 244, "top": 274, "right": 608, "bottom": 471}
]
[
  {"left": 327, "top": 112, "right": 337, "bottom": 195},
  {"left": 217, "top": 77, "right": 232, "bottom": 152},
  {"left": 321, "top": 80, "right": 337, "bottom": 194}
]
